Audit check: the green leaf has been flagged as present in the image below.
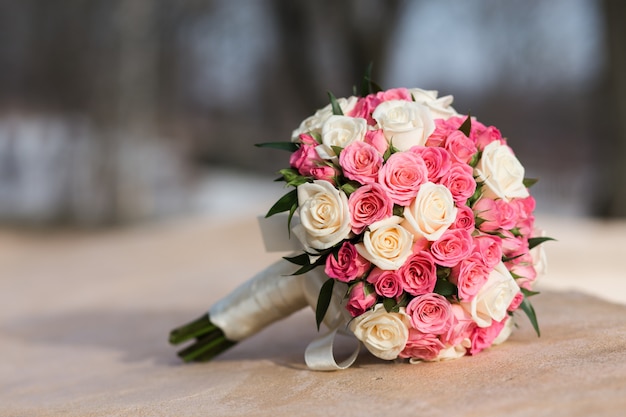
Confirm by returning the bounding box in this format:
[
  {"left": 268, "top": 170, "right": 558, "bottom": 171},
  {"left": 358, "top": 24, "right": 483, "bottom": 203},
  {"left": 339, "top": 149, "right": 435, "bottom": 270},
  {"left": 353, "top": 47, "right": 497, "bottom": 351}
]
[
  {"left": 255, "top": 142, "right": 299, "bottom": 152},
  {"left": 331, "top": 145, "right": 344, "bottom": 157},
  {"left": 393, "top": 205, "right": 404, "bottom": 217},
  {"left": 266, "top": 189, "right": 298, "bottom": 218},
  {"left": 520, "top": 297, "right": 540, "bottom": 337},
  {"left": 340, "top": 181, "right": 360, "bottom": 195},
  {"left": 434, "top": 279, "right": 457, "bottom": 297},
  {"left": 528, "top": 236, "right": 556, "bottom": 250},
  {"left": 523, "top": 178, "right": 539, "bottom": 188},
  {"left": 283, "top": 253, "right": 311, "bottom": 266},
  {"left": 360, "top": 62, "right": 374, "bottom": 96},
  {"left": 458, "top": 113, "right": 472, "bottom": 137},
  {"left": 383, "top": 297, "right": 396, "bottom": 313},
  {"left": 279, "top": 168, "right": 310, "bottom": 187},
  {"left": 468, "top": 151, "right": 482, "bottom": 168},
  {"left": 502, "top": 253, "right": 525, "bottom": 263},
  {"left": 521, "top": 287, "right": 541, "bottom": 298},
  {"left": 328, "top": 91, "right": 344, "bottom": 116},
  {"left": 316, "top": 279, "right": 335, "bottom": 330}
]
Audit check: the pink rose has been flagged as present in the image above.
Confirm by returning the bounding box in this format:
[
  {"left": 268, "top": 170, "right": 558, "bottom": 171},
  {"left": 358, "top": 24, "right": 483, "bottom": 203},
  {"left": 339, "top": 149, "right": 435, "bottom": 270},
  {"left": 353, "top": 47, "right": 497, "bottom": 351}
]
[
  {"left": 348, "top": 183, "right": 394, "bottom": 234},
  {"left": 443, "top": 304, "right": 476, "bottom": 346},
  {"left": 452, "top": 205, "right": 475, "bottom": 232},
  {"left": 444, "top": 130, "right": 477, "bottom": 164},
  {"left": 471, "top": 121, "right": 503, "bottom": 150},
  {"left": 507, "top": 252, "right": 537, "bottom": 285},
  {"left": 409, "top": 146, "right": 452, "bottom": 182},
  {"left": 469, "top": 318, "right": 507, "bottom": 355},
  {"left": 346, "top": 281, "right": 378, "bottom": 317},
  {"left": 339, "top": 141, "right": 383, "bottom": 185},
  {"left": 309, "top": 164, "right": 338, "bottom": 185},
  {"left": 367, "top": 268, "right": 404, "bottom": 299},
  {"left": 450, "top": 252, "right": 490, "bottom": 301},
  {"left": 426, "top": 117, "right": 466, "bottom": 147},
  {"left": 398, "top": 250, "right": 437, "bottom": 296},
  {"left": 399, "top": 328, "right": 445, "bottom": 361},
  {"left": 325, "top": 241, "right": 370, "bottom": 283},
  {"left": 430, "top": 228, "right": 473, "bottom": 268},
  {"left": 500, "top": 230, "right": 527, "bottom": 259},
  {"left": 440, "top": 163, "right": 476, "bottom": 205},
  {"left": 406, "top": 293, "right": 452, "bottom": 335},
  {"left": 473, "top": 198, "right": 501, "bottom": 232},
  {"left": 378, "top": 152, "right": 428, "bottom": 206},
  {"left": 473, "top": 235, "right": 503, "bottom": 269},
  {"left": 515, "top": 196, "right": 536, "bottom": 220},
  {"left": 507, "top": 291, "right": 524, "bottom": 312},
  {"left": 495, "top": 199, "right": 518, "bottom": 230},
  {"left": 364, "top": 129, "right": 389, "bottom": 155},
  {"left": 515, "top": 216, "right": 535, "bottom": 238}
]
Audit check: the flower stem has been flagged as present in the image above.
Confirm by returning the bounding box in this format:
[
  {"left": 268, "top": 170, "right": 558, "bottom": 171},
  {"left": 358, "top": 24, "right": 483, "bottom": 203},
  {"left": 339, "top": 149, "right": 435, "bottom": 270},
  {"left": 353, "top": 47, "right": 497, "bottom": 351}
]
[{"left": 169, "top": 314, "right": 237, "bottom": 362}]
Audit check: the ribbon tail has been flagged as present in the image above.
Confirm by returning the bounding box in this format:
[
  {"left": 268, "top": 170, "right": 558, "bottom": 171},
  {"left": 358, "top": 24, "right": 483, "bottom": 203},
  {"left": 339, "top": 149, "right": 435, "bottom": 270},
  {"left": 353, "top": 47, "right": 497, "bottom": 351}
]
[{"left": 304, "top": 327, "right": 361, "bottom": 371}]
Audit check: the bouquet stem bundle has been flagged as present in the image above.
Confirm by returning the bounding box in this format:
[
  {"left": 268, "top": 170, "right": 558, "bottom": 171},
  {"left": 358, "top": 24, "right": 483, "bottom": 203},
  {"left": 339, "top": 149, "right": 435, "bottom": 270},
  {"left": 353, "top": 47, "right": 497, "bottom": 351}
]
[{"left": 169, "top": 314, "right": 236, "bottom": 362}]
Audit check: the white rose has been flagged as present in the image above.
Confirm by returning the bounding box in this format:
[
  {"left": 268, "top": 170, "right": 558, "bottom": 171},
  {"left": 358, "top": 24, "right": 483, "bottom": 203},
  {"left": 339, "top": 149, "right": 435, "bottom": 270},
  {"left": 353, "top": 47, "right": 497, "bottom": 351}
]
[
  {"left": 291, "top": 96, "right": 359, "bottom": 141},
  {"left": 316, "top": 115, "right": 367, "bottom": 160},
  {"left": 356, "top": 216, "right": 414, "bottom": 270},
  {"left": 461, "top": 262, "right": 520, "bottom": 328},
  {"left": 426, "top": 339, "right": 471, "bottom": 363},
  {"left": 408, "top": 88, "right": 459, "bottom": 120},
  {"left": 292, "top": 180, "right": 352, "bottom": 252},
  {"left": 349, "top": 304, "right": 410, "bottom": 360},
  {"left": 475, "top": 141, "right": 529, "bottom": 201},
  {"left": 402, "top": 182, "right": 458, "bottom": 242},
  {"left": 372, "top": 100, "right": 435, "bottom": 151}
]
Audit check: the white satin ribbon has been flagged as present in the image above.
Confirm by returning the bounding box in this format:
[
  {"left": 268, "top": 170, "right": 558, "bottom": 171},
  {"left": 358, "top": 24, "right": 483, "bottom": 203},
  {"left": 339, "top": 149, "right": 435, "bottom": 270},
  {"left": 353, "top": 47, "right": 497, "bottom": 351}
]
[
  {"left": 305, "top": 327, "right": 360, "bottom": 371},
  {"left": 208, "top": 216, "right": 362, "bottom": 370}
]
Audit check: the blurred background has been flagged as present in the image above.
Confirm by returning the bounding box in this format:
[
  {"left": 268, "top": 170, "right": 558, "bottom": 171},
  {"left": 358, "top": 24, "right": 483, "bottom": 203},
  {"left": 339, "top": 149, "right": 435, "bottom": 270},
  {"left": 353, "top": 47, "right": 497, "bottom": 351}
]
[{"left": 0, "top": 0, "right": 624, "bottom": 226}]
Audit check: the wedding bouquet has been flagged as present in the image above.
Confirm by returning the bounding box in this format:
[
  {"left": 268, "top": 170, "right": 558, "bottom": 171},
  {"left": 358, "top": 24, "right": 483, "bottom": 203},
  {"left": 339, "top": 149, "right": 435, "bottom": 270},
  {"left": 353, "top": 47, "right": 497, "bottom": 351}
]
[{"left": 170, "top": 74, "right": 552, "bottom": 370}]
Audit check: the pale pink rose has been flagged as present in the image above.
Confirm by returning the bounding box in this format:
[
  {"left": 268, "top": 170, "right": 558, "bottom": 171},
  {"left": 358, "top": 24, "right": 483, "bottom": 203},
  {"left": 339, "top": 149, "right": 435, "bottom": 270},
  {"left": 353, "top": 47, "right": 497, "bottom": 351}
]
[
  {"left": 409, "top": 146, "right": 452, "bottom": 182},
  {"left": 346, "top": 281, "right": 378, "bottom": 317},
  {"left": 325, "top": 241, "right": 371, "bottom": 283},
  {"left": 473, "top": 235, "right": 503, "bottom": 269},
  {"left": 515, "top": 216, "right": 535, "bottom": 238},
  {"left": 364, "top": 129, "right": 389, "bottom": 155},
  {"left": 367, "top": 268, "right": 404, "bottom": 299},
  {"left": 452, "top": 205, "right": 475, "bottom": 232},
  {"left": 340, "top": 141, "right": 383, "bottom": 185},
  {"left": 450, "top": 252, "right": 490, "bottom": 301},
  {"left": 507, "top": 291, "right": 524, "bottom": 312},
  {"left": 515, "top": 195, "right": 536, "bottom": 220},
  {"left": 426, "top": 117, "right": 466, "bottom": 147},
  {"left": 290, "top": 144, "right": 319, "bottom": 177},
  {"left": 399, "top": 328, "right": 445, "bottom": 361},
  {"left": 348, "top": 183, "right": 394, "bottom": 234},
  {"left": 309, "top": 164, "right": 338, "bottom": 185},
  {"left": 378, "top": 152, "right": 428, "bottom": 206},
  {"left": 443, "top": 304, "right": 476, "bottom": 346},
  {"left": 349, "top": 88, "right": 412, "bottom": 125},
  {"left": 473, "top": 198, "right": 501, "bottom": 232},
  {"left": 507, "top": 252, "right": 537, "bottom": 284},
  {"left": 469, "top": 318, "right": 507, "bottom": 355},
  {"left": 430, "top": 228, "right": 473, "bottom": 268},
  {"left": 471, "top": 121, "right": 503, "bottom": 150},
  {"left": 398, "top": 250, "right": 437, "bottom": 296},
  {"left": 495, "top": 199, "right": 518, "bottom": 230},
  {"left": 440, "top": 163, "right": 476, "bottom": 205},
  {"left": 444, "top": 130, "right": 477, "bottom": 164},
  {"left": 406, "top": 293, "right": 453, "bottom": 335},
  {"left": 500, "top": 230, "right": 527, "bottom": 259}
]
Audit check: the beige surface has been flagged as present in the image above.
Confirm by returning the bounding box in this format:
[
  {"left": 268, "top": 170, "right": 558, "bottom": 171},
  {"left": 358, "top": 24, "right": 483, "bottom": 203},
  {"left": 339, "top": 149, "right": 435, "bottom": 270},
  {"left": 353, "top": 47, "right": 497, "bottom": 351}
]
[{"left": 1, "top": 212, "right": 626, "bottom": 416}]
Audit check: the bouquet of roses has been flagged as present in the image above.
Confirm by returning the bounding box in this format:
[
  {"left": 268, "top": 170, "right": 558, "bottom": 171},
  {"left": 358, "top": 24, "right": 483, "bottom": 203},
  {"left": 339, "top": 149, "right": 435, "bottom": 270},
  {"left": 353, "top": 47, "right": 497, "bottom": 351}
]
[{"left": 170, "top": 73, "right": 552, "bottom": 369}]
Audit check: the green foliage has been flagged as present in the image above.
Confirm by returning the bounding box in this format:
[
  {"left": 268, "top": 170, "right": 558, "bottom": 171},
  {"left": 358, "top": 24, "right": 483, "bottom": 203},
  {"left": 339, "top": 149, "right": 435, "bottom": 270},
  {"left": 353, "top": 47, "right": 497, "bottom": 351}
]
[
  {"left": 520, "top": 297, "right": 541, "bottom": 337},
  {"left": 328, "top": 91, "right": 344, "bottom": 116},
  {"left": 316, "top": 278, "right": 335, "bottom": 330},
  {"left": 458, "top": 113, "right": 472, "bottom": 137},
  {"left": 523, "top": 178, "right": 539, "bottom": 188},
  {"left": 265, "top": 189, "right": 298, "bottom": 218},
  {"left": 528, "top": 236, "right": 556, "bottom": 250},
  {"left": 359, "top": 62, "right": 383, "bottom": 97}
]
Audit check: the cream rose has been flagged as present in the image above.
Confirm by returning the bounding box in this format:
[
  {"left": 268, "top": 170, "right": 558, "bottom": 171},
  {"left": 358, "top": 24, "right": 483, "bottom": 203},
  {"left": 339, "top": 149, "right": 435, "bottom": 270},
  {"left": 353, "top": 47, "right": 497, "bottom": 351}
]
[
  {"left": 372, "top": 100, "right": 435, "bottom": 151},
  {"left": 290, "top": 96, "right": 359, "bottom": 141},
  {"left": 408, "top": 88, "right": 459, "bottom": 120},
  {"left": 356, "top": 216, "right": 414, "bottom": 270},
  {"left": 349, "top": 304, "right": 410, "bottom": 360},
  {"left": 461, "top": 262, "right": 520, "bottom": 328},
  {"left": 292, "top": 180, "right": 352, "bottom": 252},
  {"left": 475, "top": 141, "right": 529, "bottom": 201},
  {"left": 427, "top": 339, "right": 471, "bottom": 363},
  {"left": 402, "top": 182, "right": 458, "bottom": 242},
  {"left": 316, "top": 115, "right": 367, "bottom": 160}
]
